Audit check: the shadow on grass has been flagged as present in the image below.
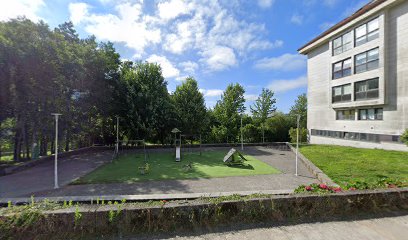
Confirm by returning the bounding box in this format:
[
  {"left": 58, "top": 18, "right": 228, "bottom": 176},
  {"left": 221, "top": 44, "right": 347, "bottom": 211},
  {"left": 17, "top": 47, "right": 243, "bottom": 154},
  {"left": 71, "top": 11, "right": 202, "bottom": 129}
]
[{"left": 227, "top": 164, "right": 255, "bottom": 170}]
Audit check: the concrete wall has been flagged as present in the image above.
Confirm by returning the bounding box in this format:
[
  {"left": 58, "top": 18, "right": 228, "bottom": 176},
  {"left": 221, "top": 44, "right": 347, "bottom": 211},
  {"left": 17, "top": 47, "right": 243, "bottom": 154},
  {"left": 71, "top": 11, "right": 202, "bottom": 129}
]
[{"left": 307, "top": 0, "right": 408, "bottom": 150}]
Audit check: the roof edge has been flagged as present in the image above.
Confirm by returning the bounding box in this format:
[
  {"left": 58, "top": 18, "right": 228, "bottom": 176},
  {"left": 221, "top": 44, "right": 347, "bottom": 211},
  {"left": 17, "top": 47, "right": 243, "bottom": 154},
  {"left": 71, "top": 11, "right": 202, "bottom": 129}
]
[{"left": 298, "top": 0, "right": 388, "bottom": 54}]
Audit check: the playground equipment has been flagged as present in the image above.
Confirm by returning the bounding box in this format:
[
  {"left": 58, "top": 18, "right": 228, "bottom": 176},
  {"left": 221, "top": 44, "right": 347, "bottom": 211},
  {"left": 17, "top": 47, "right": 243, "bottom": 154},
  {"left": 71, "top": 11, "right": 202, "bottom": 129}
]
[
  {"left": 223, "top": 148, "right": 247, "bottom": 166},
  {"left": 172, "top": 128, "right": 182, "bottom": 162},
  {"left": 116, "top": 139, "right": 149, "bottom": 162}
]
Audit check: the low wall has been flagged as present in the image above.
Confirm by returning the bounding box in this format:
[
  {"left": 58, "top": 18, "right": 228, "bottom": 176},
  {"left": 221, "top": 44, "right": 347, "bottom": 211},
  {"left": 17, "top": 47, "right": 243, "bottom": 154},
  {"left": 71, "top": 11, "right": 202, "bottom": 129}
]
[{"left": 1, "top": 188, "right": 407, "bottom": 239}]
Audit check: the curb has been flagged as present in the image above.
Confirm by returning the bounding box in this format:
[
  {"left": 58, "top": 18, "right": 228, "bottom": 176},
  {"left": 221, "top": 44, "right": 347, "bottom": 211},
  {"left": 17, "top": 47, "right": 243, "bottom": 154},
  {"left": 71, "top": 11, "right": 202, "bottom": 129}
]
[
  {"left": 287, "top": 143, "right": 339, "bottom": 187},
  {"left": 0, "top": 189, "right": 293, "bottom": 205}
]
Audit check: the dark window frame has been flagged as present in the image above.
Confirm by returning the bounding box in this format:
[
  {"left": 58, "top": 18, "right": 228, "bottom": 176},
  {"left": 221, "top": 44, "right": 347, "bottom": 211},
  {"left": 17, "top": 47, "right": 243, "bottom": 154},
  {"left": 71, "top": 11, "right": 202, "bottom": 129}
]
[
  {"left": 355, "top": 47, "right": 379, "bottom": 74},
  {"left": 354, "top": 78, "right": 379, "bottom": 101},
  {"left": 336, "top": 109, "right": 355, "bottom": 120},
  {"left": 332, "top": 31, "right": 353, "bottom": 56},
  {"left": 332, "top": 58, "right": 352, "bottom": 79},
  {"left": 355, "top": 17, "right": 379, "bottom": 47},
  {"left": 332, "top": 84, "right": 352, "bottom": 103},
  {"left": 358, "top": 108, "right": 383, "bottom": 120}
]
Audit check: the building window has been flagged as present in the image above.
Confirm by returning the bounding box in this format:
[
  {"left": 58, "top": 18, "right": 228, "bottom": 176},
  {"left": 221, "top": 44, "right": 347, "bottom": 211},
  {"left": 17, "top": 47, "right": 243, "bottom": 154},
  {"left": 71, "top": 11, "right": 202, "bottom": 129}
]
[
  {"left": 355, "top": 48, "right": 379, "bottom": 74},
  {"left": 355, "top": 78, "right": 379, "bottom": 100},
  {"left": 333, "top": 58, "right": 352, "bottom": 79},
  {"left": 336, "top": 109, "right": 355, "bottom": 120},
  {"left": 355, "top": 17, "right": 379, "bottom": 47},
  {"left": 332, "top": 84, "right": 352, "bottom": 103},
  {"left": 332, "top": 31, "right": 352, "bottom": 56},
  {"left": 358, "top": 108, "right": 383, "bottom": 120},
  {"left": 310, "top": 129, "right": 401, "bottom": 144}
]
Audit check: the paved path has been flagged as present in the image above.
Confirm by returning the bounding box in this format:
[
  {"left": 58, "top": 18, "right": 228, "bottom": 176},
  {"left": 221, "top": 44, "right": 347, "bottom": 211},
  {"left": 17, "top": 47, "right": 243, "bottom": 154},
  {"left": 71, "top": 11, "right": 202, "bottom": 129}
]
[
  {"left": 1, "top": 147, "right": 317, "bottom": 198},
  {"left": 159, "top": 215, "right": 408, "bottom": 240},
  {"left": 0, "top": 150, "right": 112, "bottom": 197}
]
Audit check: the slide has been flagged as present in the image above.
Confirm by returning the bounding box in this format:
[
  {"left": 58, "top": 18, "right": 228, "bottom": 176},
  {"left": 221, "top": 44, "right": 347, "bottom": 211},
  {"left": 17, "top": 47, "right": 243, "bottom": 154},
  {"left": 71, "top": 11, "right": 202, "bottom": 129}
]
[{"left": 176, "top": 146, "right": 181, "bottom": 162}]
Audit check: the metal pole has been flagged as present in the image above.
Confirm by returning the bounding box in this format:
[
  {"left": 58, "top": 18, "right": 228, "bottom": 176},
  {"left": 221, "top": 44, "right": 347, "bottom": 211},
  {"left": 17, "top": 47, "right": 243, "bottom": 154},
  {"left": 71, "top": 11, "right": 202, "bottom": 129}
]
[
  {"left": 241, "top": 116, "right": 243, "bottom": 151},
  {"left": 262, "top": 123, "right": 265, "bottom": 143},
  {"left": 295, "top": 114, "right": 300, "bottom": 176},
  {"left": 51, "top": 113, "right": 61, "bottom": 189},
  {"left": 116, "top": 116, "right": 119, "bottom": 155}
]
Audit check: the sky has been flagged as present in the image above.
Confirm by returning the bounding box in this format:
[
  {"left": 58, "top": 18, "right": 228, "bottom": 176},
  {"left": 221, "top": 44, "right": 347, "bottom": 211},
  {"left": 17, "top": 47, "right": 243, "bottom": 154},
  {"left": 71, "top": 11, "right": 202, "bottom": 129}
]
[{"left": 0, "top": 0, "right": 371, "bottom": 113}]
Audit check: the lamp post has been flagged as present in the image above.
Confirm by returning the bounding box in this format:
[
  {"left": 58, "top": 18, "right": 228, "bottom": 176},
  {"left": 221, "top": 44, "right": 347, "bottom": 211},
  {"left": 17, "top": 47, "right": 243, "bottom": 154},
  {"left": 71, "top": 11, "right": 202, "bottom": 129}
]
[
  {"left": 241, "top": 116, "right": 243, "bottom": 151},
  {"left": 116, "top": 116, "right": 119, "bottom": 156},
  {"left": 295, "top": 114, "right": 300, "bottom": 176},
  {"left": 51, "top": 113, "right": 62, "bottom": 189}
]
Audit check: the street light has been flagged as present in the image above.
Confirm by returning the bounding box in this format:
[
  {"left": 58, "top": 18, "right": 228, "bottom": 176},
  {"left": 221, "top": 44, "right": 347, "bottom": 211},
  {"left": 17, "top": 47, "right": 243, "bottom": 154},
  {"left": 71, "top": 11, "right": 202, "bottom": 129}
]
[
  {"left": 51, "top": 113, "right": 62, "bottom": 189},
  {"left": 295, "top": 114, "right": 300, "bottom": 176},
  {"left": 241, "top": 116, "right": 243, "bottom": 151}
]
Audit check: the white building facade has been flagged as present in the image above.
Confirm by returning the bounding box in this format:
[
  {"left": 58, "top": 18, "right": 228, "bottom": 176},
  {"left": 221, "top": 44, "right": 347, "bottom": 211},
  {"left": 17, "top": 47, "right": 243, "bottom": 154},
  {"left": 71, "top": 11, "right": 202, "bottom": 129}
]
[{"left": 298, "top": 0, "right": 408, "bottom": 151}]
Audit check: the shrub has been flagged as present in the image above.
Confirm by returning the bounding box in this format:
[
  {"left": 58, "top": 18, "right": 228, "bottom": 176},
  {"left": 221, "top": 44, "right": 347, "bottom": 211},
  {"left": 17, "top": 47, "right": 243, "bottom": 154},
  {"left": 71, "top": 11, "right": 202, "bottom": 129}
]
[
  {"left": 289, "top": 127, "right": 308, "bottom": 143},
  {"left": 401, "top": 129, "right": 408, "bottom": 146}
]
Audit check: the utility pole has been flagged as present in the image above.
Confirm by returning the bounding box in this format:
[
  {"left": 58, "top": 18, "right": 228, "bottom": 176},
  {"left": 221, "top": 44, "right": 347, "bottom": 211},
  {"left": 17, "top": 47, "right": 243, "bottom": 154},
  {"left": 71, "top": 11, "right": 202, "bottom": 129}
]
[
  {"left": 51, "top": 113, "right": 62, "bottom": 189},
  {"left": 295, "top": 114, "right": 300, "bottom": 176}
]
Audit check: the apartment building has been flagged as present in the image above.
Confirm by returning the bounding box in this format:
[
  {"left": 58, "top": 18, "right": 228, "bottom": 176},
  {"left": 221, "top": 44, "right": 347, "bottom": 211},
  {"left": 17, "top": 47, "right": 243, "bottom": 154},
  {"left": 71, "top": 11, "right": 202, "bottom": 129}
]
[{"left": 298, "top": 0, "right": 408, "bottom": 151}]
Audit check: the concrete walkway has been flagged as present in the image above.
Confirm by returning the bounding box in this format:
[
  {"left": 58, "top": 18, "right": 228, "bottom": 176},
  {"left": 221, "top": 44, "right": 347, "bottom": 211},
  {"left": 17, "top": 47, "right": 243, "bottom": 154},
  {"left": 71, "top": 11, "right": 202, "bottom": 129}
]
[
  {"left": 159, "top": 214, "right": 408, "bottom": 240},
  {"left": 1, "top": 146, "right": 318, "bottom": 198},
  {"left": 0, "top": 150, "right": 113, "bottom": 198}
]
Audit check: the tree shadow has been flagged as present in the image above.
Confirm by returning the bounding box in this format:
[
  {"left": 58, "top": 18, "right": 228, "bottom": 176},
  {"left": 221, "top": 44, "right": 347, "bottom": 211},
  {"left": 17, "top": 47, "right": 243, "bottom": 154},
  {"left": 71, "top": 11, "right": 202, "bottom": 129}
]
[{"left": 226, "top": 164, "right": 255, "bottom": 170}]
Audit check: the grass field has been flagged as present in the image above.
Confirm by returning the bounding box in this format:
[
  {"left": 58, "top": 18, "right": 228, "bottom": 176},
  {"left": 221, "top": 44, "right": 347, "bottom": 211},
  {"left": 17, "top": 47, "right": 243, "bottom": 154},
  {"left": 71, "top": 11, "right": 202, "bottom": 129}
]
[
  {"left": 299, "top": 144, "right": 408, "bottom": 185},
  {"left": 75, "top": 150, "right": 280, "bottom": 184}
]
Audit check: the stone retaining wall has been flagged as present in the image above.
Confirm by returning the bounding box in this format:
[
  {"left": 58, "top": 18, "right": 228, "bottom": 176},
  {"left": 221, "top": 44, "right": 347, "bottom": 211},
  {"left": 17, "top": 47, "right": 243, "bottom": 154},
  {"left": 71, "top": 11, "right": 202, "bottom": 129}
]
[{"left": 1, "top": 188, "right": 407, "bottom": 239}]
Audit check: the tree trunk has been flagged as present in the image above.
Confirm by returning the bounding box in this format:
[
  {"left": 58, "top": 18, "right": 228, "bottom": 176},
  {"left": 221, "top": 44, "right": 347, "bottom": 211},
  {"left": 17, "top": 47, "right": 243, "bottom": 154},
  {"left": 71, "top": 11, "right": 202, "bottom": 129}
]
[{"left": 13, "top": 128, "right": 22, "bottom": 161}]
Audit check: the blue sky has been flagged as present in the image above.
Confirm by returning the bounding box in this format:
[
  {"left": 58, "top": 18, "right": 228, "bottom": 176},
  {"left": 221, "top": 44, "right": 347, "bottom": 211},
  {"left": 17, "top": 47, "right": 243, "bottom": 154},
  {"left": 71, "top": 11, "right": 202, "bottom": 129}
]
[{"left": 0, "top": 0, "right": 370, "bottom": 113}]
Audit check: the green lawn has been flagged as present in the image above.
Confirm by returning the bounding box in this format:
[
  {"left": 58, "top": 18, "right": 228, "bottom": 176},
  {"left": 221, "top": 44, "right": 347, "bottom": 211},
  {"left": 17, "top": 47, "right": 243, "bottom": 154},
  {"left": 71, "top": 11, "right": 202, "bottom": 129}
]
[
  {"left": 75, "top": 151, "right": 280, "bottom": 184},
  {"left": 299, "top": 145, "right": 408, "bottom": 185}
]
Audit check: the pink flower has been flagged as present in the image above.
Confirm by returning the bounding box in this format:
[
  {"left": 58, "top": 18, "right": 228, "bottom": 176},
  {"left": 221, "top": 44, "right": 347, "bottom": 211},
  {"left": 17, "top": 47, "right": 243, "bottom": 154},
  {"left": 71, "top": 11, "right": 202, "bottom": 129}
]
[
  {"left": 333, "top": 187, "right": 342, "bottom": 192},
  {"left": 388, "top": 184, "right": 397, "bottom": 188},
  {"left": 349, "top": 187, "right": 356, "bottom": 191},
  {"left": 305, "top": 186, "right": 313, "bottom": 191},
  {"left": 319, "top": 184, "right": 328, "bottom": 189}
]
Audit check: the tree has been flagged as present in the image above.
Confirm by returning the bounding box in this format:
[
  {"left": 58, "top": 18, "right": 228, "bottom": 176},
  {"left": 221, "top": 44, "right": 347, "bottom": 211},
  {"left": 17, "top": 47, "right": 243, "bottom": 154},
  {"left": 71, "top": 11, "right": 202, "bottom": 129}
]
[
  {"left": 289, "top": 93, "right": 307, "bottom": 129},
  {"left": 265, "top": 112, "right": 293, "bottom": 142},
  {"left": 401, "top": 129, "right": 408, "bottom": 146},
  {"left": 172, "top": 77, "right": 207, "bottom": 135},
  {"left": 213, "top": 83, "right": 246, "bottom": 142},
  {"left": 250, "top": 88, "right": 276, "bottom": 124}
]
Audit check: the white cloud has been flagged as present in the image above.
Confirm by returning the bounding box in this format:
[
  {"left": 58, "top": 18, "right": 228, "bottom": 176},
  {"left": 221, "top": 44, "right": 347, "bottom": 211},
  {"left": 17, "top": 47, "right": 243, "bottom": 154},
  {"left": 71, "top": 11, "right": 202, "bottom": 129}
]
[
  {"left": 258, "top": 0, "right": 275, "bottom": 8},
  {"left": 245, "top": 94, "right": 258, "bottom": 101},
  {"left": 291, "top": 14, "right": 303, "bottom": 25},
  {"left": 201, "top": 46, "right": 237, "bottom": 71},
  {"left": 268, "top": 76, "right": 308, "bottom": 93},
  {"left": 323, "top": 0, "right": 339, "bottom": 7},
  {"left": 179, "top": 61, "right": 199, "bottom": 74},
  {"left": 147, "top": 54, "right": 180, "bottom": 79},
  {"left": 69, "top": 1, "right": 160, "bottom": 56},
  {"left": 200, "top": 89, "right": 224, "bottom": 97},
  {"left": 0, "top": 0, "right": 45, "bottom": 22},
  {"left": 158, "top": 0, "right": 189, "bottom": 21},
  {"left": 69, "top": 3, "right": 89, "bottom": 25},
  {"left": 254, "top": 54, "right": 306, "bottom": 72}
]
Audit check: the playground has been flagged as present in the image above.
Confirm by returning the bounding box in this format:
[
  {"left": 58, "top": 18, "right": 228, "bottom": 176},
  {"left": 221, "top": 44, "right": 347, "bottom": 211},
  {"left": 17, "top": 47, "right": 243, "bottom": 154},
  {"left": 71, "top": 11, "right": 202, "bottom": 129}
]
[{"left": 74, "top": 149, "right": 280, "bottom": 184}]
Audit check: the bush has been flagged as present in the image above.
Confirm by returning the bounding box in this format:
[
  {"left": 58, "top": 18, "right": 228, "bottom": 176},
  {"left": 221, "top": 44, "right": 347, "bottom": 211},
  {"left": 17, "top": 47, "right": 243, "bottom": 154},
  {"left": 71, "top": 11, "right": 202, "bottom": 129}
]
[
  {"left": 401, "top": 129, "right": 408, "bottom": 146},
  {"left": 289, "top": 127, "right": 308, "bottom": 143}
]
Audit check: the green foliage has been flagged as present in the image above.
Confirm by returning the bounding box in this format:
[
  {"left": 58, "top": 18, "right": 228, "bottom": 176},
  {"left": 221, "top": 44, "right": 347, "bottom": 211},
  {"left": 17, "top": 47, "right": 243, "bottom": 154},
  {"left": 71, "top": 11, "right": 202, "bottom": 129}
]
[
  {"left": 172, "top": 77, "right": 207, "bottom": 135},
  {"left": 401, "top": 129, "right": 408, "bottom": 146},
  {"left": 242, "top": 124, "right": 261, "bottom": 143},
  {"left": 264, "top": 112, "right": 294, "bottom": 142},
  {"left": 74, "top": 205, "right": 82, "bottom": 224},
  {"left": 294, "top": 183, "right": 342, "bottom": 194},
  {"left": 289, "top": 127, "right": 308, "bottom": 143},
  {"left": 250, "top": 88, "right": 276, "bottom": 125},
  {"left": 288, "top": 93, "right": 307, "bottom": 129},
  {"left": 345, "top": 177, "right": 407, "bottom": 190}
]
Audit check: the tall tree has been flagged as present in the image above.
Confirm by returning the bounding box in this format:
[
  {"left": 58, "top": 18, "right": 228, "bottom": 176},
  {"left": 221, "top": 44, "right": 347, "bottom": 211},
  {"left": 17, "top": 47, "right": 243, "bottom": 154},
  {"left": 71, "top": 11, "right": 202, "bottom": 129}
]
[
  {"left": 250, "top": 88, "right": 276, "bottom": 129},
  {"left": 213, "top": 83, "right": 246, "bottom": 142},
  {"left": 289, "top": 93, "right": 307, "bottom": 129},
  {"left": 172, "top": 77, "right": 207, "bottom": 135}
]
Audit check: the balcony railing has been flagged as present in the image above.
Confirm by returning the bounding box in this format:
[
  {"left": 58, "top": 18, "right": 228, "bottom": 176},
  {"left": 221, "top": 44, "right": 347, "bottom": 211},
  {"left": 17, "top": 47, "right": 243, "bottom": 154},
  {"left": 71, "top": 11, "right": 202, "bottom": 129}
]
[{"left": 355, "top": 89, "right": 379, "bottom": 100}]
